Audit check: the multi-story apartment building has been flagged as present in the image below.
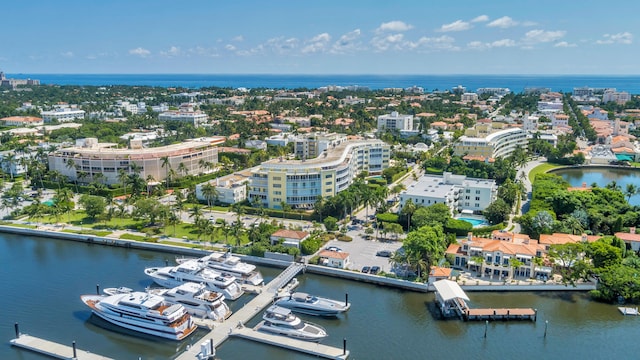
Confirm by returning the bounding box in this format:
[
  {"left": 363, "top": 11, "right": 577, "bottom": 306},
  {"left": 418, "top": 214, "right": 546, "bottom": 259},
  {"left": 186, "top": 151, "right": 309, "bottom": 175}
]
[
  {"left": 377, "top": 111, "right": 413, "bottom": 132},
  {"left": 158, "top": 110, "right": 208, "bottom": 127},
  {"left": 453, "top": 128, "right": 527, "bottom": 159},
  {"left": 196, "top": 170, "right": 250, "bottom": 205},
  {"left": 294, "top": 132, "right": 348, "bottom": 160},
  {"left": 48, "top": 137, "right": 224, "bottom": 185},
  {"left": 602, "top": 89, "right": 631, "bottom": 104},
  {"left": 249, "top": 139, "right": 390, "bottom": 209},
  {"left": 41, "top": 107, "right": 86, "bottom": 123},
  {"left": 399, "top": 172, "right": 497, "bottom": 214}
]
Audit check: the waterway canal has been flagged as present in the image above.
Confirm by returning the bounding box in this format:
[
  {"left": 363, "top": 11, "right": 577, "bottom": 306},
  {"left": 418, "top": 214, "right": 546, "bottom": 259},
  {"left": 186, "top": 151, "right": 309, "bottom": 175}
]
[
  {"left": 2, "top": 233, "right": 639, "bottom": 359},
  {"left": 552, "top": 167, "right": 640, "bottom": 206}
]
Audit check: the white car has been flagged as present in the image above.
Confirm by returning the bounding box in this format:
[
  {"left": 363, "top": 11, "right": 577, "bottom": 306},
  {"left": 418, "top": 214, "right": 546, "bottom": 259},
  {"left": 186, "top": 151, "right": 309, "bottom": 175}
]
[{"left": 326, "top": 246, "right": 342, "bottom": 252}]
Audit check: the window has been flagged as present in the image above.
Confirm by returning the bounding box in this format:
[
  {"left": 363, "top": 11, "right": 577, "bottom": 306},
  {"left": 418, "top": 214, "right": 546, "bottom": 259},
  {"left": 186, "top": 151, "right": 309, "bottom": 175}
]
[
  {"left": 273, "top": 184, "right": 281, "bottom": 188},
  {"left": 465, "top": 196, "right": 470, "bottom": 200},
  {"left": 325, "top": 174, "right": 332, "bottom": 178},
  {"left": 476, "top": 190, "right": 481, "bottom": 194},
  {"left": 465, "top": 189, "right": 470, "bottom": 193},
  {"left": 475, "top": 197, "right": 480, "bottom": 201},
  {"left": 273, "top": 176, "right": 281, "bottom": 181},
  {"left": 274, "top": 191, "right": 281, "bottom": 195},
  {"left": 475, "top": 203, "right": 479, "bottom": 208}
]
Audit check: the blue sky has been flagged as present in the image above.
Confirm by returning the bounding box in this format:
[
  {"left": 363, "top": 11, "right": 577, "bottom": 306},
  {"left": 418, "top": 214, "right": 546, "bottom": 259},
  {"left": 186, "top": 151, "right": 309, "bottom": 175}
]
[{"left": 2, "top": 0, "right": 639, "bottom": 74}]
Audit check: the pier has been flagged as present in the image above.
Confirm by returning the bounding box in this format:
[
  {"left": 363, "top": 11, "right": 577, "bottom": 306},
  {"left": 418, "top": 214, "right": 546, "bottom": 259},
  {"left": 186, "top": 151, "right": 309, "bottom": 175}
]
[
  {"left": 464, "top": 308, "right": 537, "bottom": 321},
  {"left": 10, "top": 333, "right": 113, "bottom": 360},
  {"left": 176, "top": 262, "right": 348, "bottom": 360}
]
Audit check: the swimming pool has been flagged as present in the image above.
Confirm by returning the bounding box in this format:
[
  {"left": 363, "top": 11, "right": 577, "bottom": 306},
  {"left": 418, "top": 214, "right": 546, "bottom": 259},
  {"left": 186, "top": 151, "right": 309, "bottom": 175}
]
[{"left": 457, "top": 217, "right": 488, "bottom": 227}]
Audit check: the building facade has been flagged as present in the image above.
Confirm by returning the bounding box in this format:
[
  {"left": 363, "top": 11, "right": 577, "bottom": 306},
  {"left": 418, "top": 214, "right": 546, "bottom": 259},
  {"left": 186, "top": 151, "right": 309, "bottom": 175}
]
[
  {"left": 294, "top": 132, "right": 348, "bottom": 160},
  {"left": 249, "top": 139, "right": 390, "bottom": 209},
  {"left": 196, "top": 171, "right": 250, "bottom": 205},
  {"left": 41, "top": 108, "right": 86, "bottom": 123},
  {"left": 399, "top": 172, "right": 497, "bottom": 214},
  {"left": 158, "top": 110, "right": 208, "bottom": 127},
  {"left": 454, "top": 128, "right": 527, "bottom": 159},
  {"left": 377, "top": 111, "right": 414, "bottom": 132},
  {"left": 48, "top": 137, "right": 224, "bottom": 185}
]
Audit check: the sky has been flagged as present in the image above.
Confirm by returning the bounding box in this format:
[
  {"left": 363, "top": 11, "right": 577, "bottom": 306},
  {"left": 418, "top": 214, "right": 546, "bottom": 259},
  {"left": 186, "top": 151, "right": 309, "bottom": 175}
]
[{"left": 2, "top": 0, "right": 639, "bottom": 75}]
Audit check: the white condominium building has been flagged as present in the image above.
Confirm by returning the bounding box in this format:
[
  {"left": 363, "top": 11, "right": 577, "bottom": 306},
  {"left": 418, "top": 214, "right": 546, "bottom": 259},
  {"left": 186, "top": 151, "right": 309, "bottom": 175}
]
[
  {"left": 158, "top": 110, "right": 208, "bottom": 127},
  {"left": 294, "top": 132, "right": 348, "bottom": 160},
  {"left": 250, "top": 139, "right": 390, "bottom": 209},
  {"left": 48, "top": 137, "right": 224, "bottom": 185},
  {"left": 41, "top": 107, "right": 86, "bottom": 123},
  {"left": 399, "top": 172, "right": 497, "bottom": 214},
  {"left": 454, "top": 128, "right": 527, "bottom": 159},
  {"left": 377, "top": 111, "right": 414, "bottom": 132}
]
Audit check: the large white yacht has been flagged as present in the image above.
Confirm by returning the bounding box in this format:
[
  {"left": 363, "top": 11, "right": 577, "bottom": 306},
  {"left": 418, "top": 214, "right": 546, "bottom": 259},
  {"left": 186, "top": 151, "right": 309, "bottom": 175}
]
[
  {"left": 144, "top": 260, "right": 244, "bottom": 300},
  {"left": 80, "top": 291, "right": 197, "bottom": 341},
  {"left": 103, "top": 283, "right": 232, "bottom": 322},
  {"left": 274, "top": 292, "right": 351, "bottom": 317},
  {"left": 257, "top": 305, "right": 328, "bottom": 342},
  {"left": 177, "top": 251, "right": 264, "bottom": 286}
]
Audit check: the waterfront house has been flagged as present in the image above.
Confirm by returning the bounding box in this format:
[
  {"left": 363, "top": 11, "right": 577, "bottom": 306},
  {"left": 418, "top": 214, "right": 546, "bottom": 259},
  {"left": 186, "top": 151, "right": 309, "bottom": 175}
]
[
  {"left": 317, "top": 250, "right": 350, "bottom": 269},
  {"left": 270, "top": 229, "right": 310, "bottom": 249},
  {"left": 615, "top": 228, "right": 640, "bottom": 252}
]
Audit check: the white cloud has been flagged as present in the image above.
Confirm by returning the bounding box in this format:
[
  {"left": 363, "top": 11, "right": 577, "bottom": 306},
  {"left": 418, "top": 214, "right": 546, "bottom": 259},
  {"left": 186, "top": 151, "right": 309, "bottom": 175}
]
[
  {"left": 225, "top": 44, "right": 236, "bottom": 51},
  {"left": 376, "top": 20, "right": 413, "bottom": 33},
  {"left": 371, "top": 33, "right": 405, "bottom": 51},
  {"left": 302, "top": 33, "right": 331, "bottom": 54},
  {"left": 554, "top": 41, "right": 577, "bottom": 48},
  {"left": 524, "top": 29, "right": 566, "bottom": 43},
  {"left": 160, "top": 46, "right": 181, "bottom": 57},
  {"left": 438, "top": 20, "right": 471, "bottom": 32},
  {"left": 487, "top": 16, "right": 518, "bottom": 29},
  {"left": 259, "top": 37, "right": 299, "bottom": 55},
  {"left": 409, "top": 35, "right": 459, "bottom": 51},
  {"left": 60, "top": 51, "right": 74, "bottom": 58},
  {"left": 129, "top": 47, "right": 151, "bottom": 57},
  {"left": 187, "top": 46, "right": 220, "bottom": 58},
  {"left": 596, "top": 32, "right": 633, "bottom": 45},
  {"left": 232, "top": 35, "right": 244, "bottom": 42},
  {"left": 471, "top": 15, "right": 489, "bottom": 23},
  {"left": 467, "top": 38, "right": 515, "bottom": 50},
  {"left": 331, "top": 29, "right": 363, "bottom": 53}
]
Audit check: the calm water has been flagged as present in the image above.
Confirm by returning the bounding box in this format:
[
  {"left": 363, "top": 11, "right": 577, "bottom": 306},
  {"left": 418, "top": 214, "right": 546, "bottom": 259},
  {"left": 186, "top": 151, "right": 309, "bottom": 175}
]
[
  {"left": 2, "top": 234, "right": 640, "bottom": 360},
  {"left": 8, "top": 74, "right": 640, "bottom": 93},
  {"left": 552, "top": 167, "right": 640, "bottom": 206}
]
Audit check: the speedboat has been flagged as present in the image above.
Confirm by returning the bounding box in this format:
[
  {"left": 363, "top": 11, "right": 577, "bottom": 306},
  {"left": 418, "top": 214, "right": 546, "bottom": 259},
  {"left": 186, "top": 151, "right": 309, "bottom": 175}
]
[
  {"left": 274, "top": 292, "right": 351, "bottom": 317},
  {"left": 177, "top": 251, "right": 264, "bottom": 286},
  {"left": 258, "top": 305, "right": 328, "bottom": 341},
  {"left": 103, "top": 283, "right": 232, "bottom": 322},
  {"left": 144, "top": 259, "right": 244, "bottom": 300},
  {"left": 80, "top": 291, "right": 196, "bottom": 341}
]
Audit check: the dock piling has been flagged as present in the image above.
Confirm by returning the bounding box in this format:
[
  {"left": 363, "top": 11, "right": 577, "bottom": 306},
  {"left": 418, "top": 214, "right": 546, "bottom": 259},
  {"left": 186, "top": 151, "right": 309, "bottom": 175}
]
[
  {"left": 345, "top": 293, "right": 348, "bottom": 307},
  {"left": 209, "top": 338, "right": 214, "bottom": 357},
  {"left": 72, "top": 341, "right": 77, "bottom": 358},
  {"left": 343, "top": 338, "right": 347, "bottom": 355},
  {"left": 96, "top": 284, "right": 100, "bottom": 295},
  {"left": 484, "top": 320, "right": 488, "bottom": 338},
  {"left": 534, "top": 308, "right": 538, "bottom": 322},
  {"left": 14, "top": 322, "right": 19, "bottom": 338},
  {"left": 544, "top": 320, "right": 548, "bottom": 338}
]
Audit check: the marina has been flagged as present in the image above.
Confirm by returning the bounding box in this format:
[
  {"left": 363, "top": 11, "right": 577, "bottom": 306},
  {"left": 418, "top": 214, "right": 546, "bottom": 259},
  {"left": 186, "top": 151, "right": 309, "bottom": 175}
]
[{"left": 10, "top": 333, "right": 113, "bottom": 360}]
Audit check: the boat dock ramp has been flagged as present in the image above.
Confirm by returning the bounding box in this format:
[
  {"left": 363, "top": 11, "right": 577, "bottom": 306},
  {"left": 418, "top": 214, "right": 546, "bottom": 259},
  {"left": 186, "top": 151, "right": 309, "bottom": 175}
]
[
  {"left": 176, "top": 262, "right": 349, "bottom": 360},
  {"left": 10, "top": 332, "right": 113, "bottom": 360},
  {"left": 433, "top": 280, "right": 537, "bottom": 322}
]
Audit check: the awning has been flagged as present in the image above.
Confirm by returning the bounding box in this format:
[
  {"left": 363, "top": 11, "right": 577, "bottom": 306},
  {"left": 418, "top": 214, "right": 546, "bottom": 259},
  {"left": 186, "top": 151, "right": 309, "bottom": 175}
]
[{"left": 433, "top": 279, "right": 470, "bottom": 301}]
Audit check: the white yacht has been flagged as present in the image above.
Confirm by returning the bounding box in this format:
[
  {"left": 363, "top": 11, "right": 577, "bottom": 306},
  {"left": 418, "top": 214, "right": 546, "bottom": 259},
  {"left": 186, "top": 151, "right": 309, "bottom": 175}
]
[
  {"left": 258, "top": 305, "right": 328, "bottom": 341},
  {"left": 80, "top": 291, "right": 197, "bottom": 341},
  {"left": 177, "top": 251, "right": 264, "bottom": 286},
  {"left": 144, "top": 260, "right": 244, "bottom": 300},
  {"left": 274, "top": 292, "right": 351, "bottom": 317},
  {"left": 103, "top": 283, "right": 232, "bottom": 322}
]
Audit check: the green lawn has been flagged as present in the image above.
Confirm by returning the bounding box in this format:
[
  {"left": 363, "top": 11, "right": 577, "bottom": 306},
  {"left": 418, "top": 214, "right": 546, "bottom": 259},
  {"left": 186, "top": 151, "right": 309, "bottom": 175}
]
[{"left": 528, "top": 163, "right": 564, "bottom": 182}]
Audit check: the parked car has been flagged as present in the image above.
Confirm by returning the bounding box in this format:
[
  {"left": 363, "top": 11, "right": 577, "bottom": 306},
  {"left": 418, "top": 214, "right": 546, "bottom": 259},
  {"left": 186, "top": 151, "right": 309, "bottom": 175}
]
[
  {"left": 376, "top": 250, "right": 392, "bottom": 257},
  {"left": 361, "top": 266, "right": 370, "bottom": 273},
  {"left": 370, "top": 266, "right": 380, "bottom": 275},
  {"left": 326, "top": 246, "right": 343, "bottom": 252}
]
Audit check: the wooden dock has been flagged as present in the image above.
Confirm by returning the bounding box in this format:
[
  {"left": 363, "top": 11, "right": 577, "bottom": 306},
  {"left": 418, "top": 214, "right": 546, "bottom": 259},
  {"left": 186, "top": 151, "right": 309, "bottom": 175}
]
[
  {"left": 618, "top": 307, "right": 639, "bottom": 316},
  {"left": 10, "top": 333, "right": 113, "bottom": 360},
  {"left": 175, "top": 262, "right": 342, "bottom": 360},
  {"left": 232, "top": 326, "right": 349, "bottom": 360},
  {"left": 464, "top": 308, "right": 537, "bottom": 321}
]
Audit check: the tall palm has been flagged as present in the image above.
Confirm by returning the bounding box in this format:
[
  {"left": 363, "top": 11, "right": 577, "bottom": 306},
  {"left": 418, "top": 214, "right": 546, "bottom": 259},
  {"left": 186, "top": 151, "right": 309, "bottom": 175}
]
[
  {"left": 189, "top": 204, "right": 203, "bottom": 223},
  {"left": 625, "top": 183, "right": 638, "bottom": 201},
  {"left": 201, "top": 183, "right": 219, "bottom": 208},
  {"left": 177, "top": 162, "right": 188, "bottom": 178},
  {"left": 160, "top": 156, "right": 171, "bottom": 188},
  {"left": 117, "top": 169, "right": 129, "bottom": 198},
  {"left": 401, "top": 199, "right": 417, "bottom": 230},
  {"left": 3, "top": 153, "right": 16, "bottom": 180}
]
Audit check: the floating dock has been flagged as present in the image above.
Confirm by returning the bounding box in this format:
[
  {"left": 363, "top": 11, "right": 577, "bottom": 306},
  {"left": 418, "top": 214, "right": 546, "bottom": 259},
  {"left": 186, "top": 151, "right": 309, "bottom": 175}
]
[
  {"left": 10, "top": 333, "right": 113, "bottom": 360},
  {"left": 175, "top": 262, "right": 348, "bottom": 360},
  {"left": 618, "top": 307, "right": 639, "bottom": 316},
  {"left": 232, "top": 326, "right": 349, "bottom": 360},
  {"left": 464, "top": 308, "right": 537, "bottom": 321}
]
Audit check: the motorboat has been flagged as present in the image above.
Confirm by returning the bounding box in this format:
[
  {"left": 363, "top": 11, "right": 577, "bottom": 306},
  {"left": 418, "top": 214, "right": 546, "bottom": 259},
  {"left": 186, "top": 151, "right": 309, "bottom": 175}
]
[
  {"left": 103, "top": 283, "right": 232, "bottom": 322},
  {"left": 257, "top": 305, "right": 328, "bottom": 341},
  {"left": 274, "top": 292, "right": 351, "bottom": 317},
  {"left": 144, "top": 260, "right": 244, "bottom": 300},
  {"left": 80, "top": 291, "right": 196, "bottom": 341},
  {"left": 177, "top": 251, "right": 264, "bottom": 286}
]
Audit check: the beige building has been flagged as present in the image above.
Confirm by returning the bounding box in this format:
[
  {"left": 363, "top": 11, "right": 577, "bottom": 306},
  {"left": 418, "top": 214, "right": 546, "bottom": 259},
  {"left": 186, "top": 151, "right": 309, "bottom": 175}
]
[
  {"left": 0, "top": 116, "right": 44, "bottom": 127},
  {"left": 454, "top": 127, "right": 527, "bottom": 159},
  {"left": 48, "top": 137, "right": 224, "bottom": 185}
]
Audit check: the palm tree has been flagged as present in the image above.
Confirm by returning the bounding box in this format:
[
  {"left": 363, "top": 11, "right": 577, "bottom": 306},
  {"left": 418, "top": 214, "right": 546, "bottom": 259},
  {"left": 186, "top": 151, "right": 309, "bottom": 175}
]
[
  {"left": 146, "top": 174, "right": 156, "bottom": 197},
  {"left": 625, "top": 183, "right": 638, "bottom": 201},
  {"left": 201, "top": 183, "right": 219, "bottom": 208},
  {"left": 509, "top": 258, "right": 524, "bottom": 280},
  {"left": 401, "top": 199, "right": 417, "bottom": 230},
  {"left": 189, "top": 204, "right": 203, "bottom": 223},
  {"left": 177, "top": 162, "right": 188, "bottom": 178},
  {"left": 280, "top": 201, "right": 291, "bottom": 220},
  {"left": 118, "top": 169, "right": 129, "bottom": 197},
  {"left": 161, "top": 156, "right": 171, "bottom": 188},
  {"left": 3, "top": 153, "right": 16, "bottom": 180}
]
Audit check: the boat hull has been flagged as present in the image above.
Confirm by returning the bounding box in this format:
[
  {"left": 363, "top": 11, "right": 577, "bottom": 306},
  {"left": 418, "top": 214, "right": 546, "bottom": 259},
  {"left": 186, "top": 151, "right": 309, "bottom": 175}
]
[{"left": 258, "top": 322, "right": 328, "bottom": 342}]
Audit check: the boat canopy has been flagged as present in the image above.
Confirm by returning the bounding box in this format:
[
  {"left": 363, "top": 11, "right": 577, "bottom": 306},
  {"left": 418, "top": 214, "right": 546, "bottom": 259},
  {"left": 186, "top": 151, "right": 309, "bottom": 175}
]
[{"left": 433, "top": 279, "right": 469, "bottom": 302}]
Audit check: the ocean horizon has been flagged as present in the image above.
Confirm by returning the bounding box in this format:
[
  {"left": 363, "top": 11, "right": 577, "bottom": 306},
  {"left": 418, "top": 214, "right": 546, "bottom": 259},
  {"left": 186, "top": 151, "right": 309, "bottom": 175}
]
[{"left": 7, "top": 73, "right": 640, "bottom": 93}]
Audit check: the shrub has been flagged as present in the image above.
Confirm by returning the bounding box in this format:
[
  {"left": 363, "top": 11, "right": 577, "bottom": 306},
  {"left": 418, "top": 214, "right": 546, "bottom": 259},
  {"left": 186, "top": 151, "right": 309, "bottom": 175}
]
[
  {"left": 337, "top": 235, "right": 352, "bottom": 242},
  {"left": 300, "top": 238, "right": 323, "bottom": 255},
  {"left": 376, "top": 213, "right": 399, "bottom": 224},
  {"left": 444, "top": 218, "right": 473, "bottom": 236}
]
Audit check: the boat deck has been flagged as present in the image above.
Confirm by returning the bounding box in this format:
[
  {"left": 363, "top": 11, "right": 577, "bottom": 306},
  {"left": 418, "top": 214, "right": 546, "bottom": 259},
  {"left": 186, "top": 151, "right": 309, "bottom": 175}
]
[
  {"left": 618, "top": 307, "right": 639, "bottom": 316},
  {"left": 10, "top": 334, "right": 113, "bottom": 360}
]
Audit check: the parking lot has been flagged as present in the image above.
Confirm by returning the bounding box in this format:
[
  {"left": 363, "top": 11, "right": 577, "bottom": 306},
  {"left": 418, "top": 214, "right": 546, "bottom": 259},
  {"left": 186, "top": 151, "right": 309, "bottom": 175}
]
[{"left": 321, "top": 228, "right": 403, "bottom": 274}]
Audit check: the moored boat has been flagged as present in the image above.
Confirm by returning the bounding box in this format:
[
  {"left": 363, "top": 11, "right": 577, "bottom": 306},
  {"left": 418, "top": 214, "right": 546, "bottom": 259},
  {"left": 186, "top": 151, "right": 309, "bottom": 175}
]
[
  {"left": 177, "top": 251, "right": 264, "bottom": 286},
  {"left": 80, "top": 291, "right": 196, "bottom": 341},
  {"left": 274, "top": 292, "right": 351, "bottom": 317},
  {"left": 257, "top": 305, "right": 328, "bottom": 341}
]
